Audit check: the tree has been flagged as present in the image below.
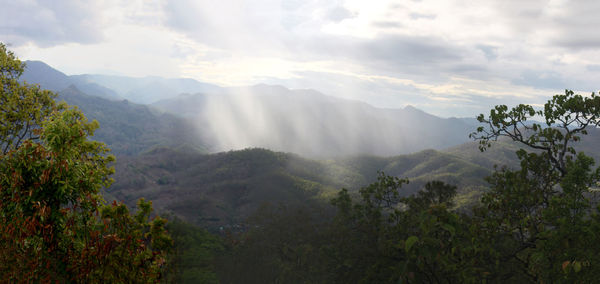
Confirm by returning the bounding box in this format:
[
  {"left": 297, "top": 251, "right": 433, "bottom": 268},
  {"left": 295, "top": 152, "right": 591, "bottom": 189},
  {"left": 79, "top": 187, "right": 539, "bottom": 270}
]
[
  {"left": 329, "top": 173, "right": 468, "bottom": 283},
  {"left": 469, "top": 90, "right": 600, "bottom": 282},
  {"left": 164, "top": 218, "right": 223, "bottom": 284},
  {"left": 470, "top": 90, "right": 600, "bottom": 176},
  {"left": 210, "top": 90, "right": 600, "bottom": 283},
  {"left": 0, "top": 43, "right": 57, "bottom": 154},
  {"left": 0, "top": 43, "right": 171, "bottom": 282},
  {"left": 321, "top": 90, "right": 600, "bottom": 283}
]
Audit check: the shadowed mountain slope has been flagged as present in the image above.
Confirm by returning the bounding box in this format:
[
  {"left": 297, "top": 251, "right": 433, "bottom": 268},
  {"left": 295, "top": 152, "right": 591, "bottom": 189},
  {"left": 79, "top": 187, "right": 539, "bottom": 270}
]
[
  {"left": 69, "top": 74, "right": 222, "bottom": 104},
  {"left": 57, "top": 86, "right": 208, "bottom": 156},
  {"left": 108, "top": 126, "right": 600, "bottom": 228},
  {"left": 21, "top": 60, "right": 477, "bottom": 157},
  {"left": 108, "top": 146, "right": 499, "bottom": 228},
  {"left": 21, "top": 60, "right": 221, "bottom": 103},
  {"left": 21, "top": 61, "right": 122, "bottom": 101}
]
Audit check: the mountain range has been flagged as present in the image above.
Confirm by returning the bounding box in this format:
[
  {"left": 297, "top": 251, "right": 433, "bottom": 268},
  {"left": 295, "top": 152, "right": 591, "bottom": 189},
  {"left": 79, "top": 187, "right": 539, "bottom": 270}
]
[
  {"left": 20, "top": 60, "right": 600, "bottom": 229},
  {"left": 22, "top": 60, "right": 476, "bottom": 158},
  {"left": 20, "top": 60, "right": 221, "bottom": 104},
  {"left": 152, "top": 85, "right": 475, "bottom": 157}
]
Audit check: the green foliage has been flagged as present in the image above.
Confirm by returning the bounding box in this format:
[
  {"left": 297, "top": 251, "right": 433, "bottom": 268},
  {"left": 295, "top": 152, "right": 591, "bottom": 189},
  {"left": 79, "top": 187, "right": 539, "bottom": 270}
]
[
  {"left": 404, "top": 180, "right": 456, "bottom": 211},
  {"left": 329, "top": 173, "right": 468, "bottom": 283},
  {"left": 0, "top": 43, "right": 57, "bottom": 154},
  {"left": 10, "top": 40, "right": 600, "bottom": 282},
  {"left": 213, "top": 90, "right": 600, "bottom": 283},
  {"left": 110, "top": 146, "right": 500, "bottom": 230},
  {"left": 215, "top": 202, "right": 337, "bottom": 283},
  {"left": 163, "top": 218, "right": 223, "bottom": 284},
  {"left": 0, "top": 44, "right": 172, "bottom": 282},
  {"left": 215, "top": 173, "right": 464, "bottom": 283},
  {"left": 110, "top": 148, "right": 336, "bottom": 229},
  {"left": 467, "top": 90, "right": 600, "bottom": 282},
  {"left": 471, "top": 89, "right": 600, "bottom": 176},
  {"left": 69, "top": 199, "right": 172, "bottom": 282},
  {"left": 0, "top": 106, "right": 171, "bottom": 282}
]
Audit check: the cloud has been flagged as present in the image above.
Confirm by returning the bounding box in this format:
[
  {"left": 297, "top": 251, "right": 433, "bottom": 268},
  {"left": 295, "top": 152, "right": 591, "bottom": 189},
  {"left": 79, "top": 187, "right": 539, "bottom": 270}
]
[
  {"left": 326, "top": 6, "right": 355, "bottom": 22},
  {"left": 543, "top": 1, "right": 600, "bottom": 50},
  {"left": 359, "top": 35, "right": 462, "bottom": 65},
  {"left": 484, "top": 0, "right": 600, "bottom": 51},
  {"left": 511, "top": 70, "right": 579, "bottom": 90},
  {"left": 0, "top": 0, "right": 106, "bottom": 47},
  {"left": 372, "top": 21, "right": 403, "bottom": 29},
  {"left": 338, "top": 36, "right": 488, "bottom": 85},
  {"left": 409, "top": 13, "right": 436, "bottom": 20},
  {"left": 163, "top": 0, "right": 301, "bottom": 53},
  {"left": 5, "top": 0, "right": 600, "bottom": 118},
  {"left": 477, "top": 45, "right": 498, "bottom": 61},
  {"left": 586, "top": 65, "right": 600, "bottom": 72},
  {"left": 259, "top": 66, "right": 556, "bottom": 118},
  {"left": 305, "top": 34, "right": 492, "bottom": 85},
  {"left": 162, "top": 0, "right": 360, "bottom": 56}
]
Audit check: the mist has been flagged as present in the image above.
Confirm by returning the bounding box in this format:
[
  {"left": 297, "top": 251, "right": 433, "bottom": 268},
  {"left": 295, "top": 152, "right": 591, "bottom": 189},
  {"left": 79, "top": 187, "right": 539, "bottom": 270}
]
[{"left": 153, "top": 84, "right": 474, "bottom": 157}]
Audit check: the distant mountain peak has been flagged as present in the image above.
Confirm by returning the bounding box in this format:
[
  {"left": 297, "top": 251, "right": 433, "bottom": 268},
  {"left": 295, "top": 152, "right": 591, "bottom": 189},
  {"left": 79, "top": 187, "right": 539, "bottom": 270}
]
[
  {"left": 24, "top": 60, "right": 59, "bottom": 70},
  {"left": 403, "top": 105, "right": 422, "bottom": 112},
  {"left": 21, "top": 60, "right": 70, "bottom": 91},
  {"left": 250, "top": 84, "right": 290, "bottom": 93}
]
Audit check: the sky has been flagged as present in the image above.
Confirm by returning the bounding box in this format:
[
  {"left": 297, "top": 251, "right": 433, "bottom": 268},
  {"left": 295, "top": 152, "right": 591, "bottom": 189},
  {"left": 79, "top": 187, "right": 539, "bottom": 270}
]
[{"left": 1, "top": 0, "right": 600, "bottom": 118}]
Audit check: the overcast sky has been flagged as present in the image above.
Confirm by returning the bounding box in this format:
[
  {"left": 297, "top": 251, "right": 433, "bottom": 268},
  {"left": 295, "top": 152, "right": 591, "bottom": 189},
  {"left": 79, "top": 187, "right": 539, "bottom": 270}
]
[{"left": 2, "top": 0, "right": 599, "bottom": 117}]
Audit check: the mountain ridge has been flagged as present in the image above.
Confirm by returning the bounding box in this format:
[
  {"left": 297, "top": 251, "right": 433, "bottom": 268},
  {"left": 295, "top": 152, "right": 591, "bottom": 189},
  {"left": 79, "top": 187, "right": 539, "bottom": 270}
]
[
  {"left": 152, "top": 85, "right": 475, "bottom": 157},
  {"left": 22, "top": 60, "right": 478, "bottom": 157},
  {"left": 21, "top": 61, "right": 122, "bottom": 101}
]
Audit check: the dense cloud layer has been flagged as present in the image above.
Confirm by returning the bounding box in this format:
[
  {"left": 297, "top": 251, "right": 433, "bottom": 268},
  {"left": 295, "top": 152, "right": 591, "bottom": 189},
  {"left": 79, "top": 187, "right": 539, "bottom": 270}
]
[
  {"left": 3, "top": 0, "right": 600, "bottom": 117},
  {"left": 0, "top": 0, "right": 105, "bottom": 46}
]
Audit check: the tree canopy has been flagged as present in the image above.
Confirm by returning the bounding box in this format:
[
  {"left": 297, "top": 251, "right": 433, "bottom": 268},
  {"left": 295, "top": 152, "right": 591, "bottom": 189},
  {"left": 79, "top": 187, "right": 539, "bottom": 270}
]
[
  {"left": 216, "top": 90, "right": 600, "bottom": 283},
  {"left": 4, "top": 40, "right": 600, "bottom": 282},
  {"left": 0, "top": 43, "right": 57, "bottom": 154},
  {"left": 0, "top": 43, "right": 171, "bottom": 282}
]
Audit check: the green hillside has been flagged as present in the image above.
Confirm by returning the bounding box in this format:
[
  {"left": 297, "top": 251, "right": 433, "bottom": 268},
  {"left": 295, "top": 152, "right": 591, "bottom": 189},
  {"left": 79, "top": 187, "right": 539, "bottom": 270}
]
[
  {"left": 58, "top": 86, "right": 209, "bottom": 156},
  {"left": 109, "top": 124, "right": 600, "bottom": 229},
  {"left": 109, "top": 148, "right": 333, "bottom": 228},
  {"left": 108, "top": 142, "right": 523, "bottom": 228}
]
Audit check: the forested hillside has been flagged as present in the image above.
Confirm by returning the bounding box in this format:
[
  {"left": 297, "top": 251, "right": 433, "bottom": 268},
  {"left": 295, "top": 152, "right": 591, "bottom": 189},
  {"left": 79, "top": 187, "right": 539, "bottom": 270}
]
[
  {"left": 8, "top": 53, "right": 600, "bottom": 283},
  {"left": 22, "top": 61, "right": 476, "bottom": 157},
  {"left": 6, "top": 0, "right": 600, "bottom": 282},
  {"left": 20, "top": 62, "right": 210, "bottom": 156},
  {"left": 58, "top": 86, "right": 208, "bottom": 155},
  {"left": 108, "top": 144, "right": 519, "bottom": 228},
  {"left": 0, "top": 45, "right": 171, "bottom": 282}
]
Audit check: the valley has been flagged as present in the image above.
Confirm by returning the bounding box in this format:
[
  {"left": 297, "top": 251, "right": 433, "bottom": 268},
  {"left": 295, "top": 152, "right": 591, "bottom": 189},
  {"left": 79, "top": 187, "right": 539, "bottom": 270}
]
[
  {"left": 5, "top": 53, "right": 600, "bottom": 283},
  {"left": 5, "top": 2, "right": 600, "bottom": 281},
  {"left": 21, "top": 61, "right": 600, "bottom": 230}
]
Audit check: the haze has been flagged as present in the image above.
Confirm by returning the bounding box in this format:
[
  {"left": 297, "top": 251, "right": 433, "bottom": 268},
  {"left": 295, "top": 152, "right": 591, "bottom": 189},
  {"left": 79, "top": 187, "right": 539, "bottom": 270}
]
[{"left": 3, "top": 0, "right": 600, "bottom": 118}]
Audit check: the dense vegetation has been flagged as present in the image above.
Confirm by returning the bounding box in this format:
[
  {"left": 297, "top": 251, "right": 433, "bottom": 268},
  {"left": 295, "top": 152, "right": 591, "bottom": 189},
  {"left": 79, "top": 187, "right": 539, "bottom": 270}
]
[
  {"left": 210, "top": 90, "right": 600, "bottom": 283},
  {"left": 0, "top": 44, "right": 171, "bottom": 282},
  {"left": 109, "top": 146, "right": 493, "bottom": 229},
  {"left": 109, "top": 130, "right": 600, "bottom": 230},
  {"left": 4, "top": 41, "right": 600, "bottom": 283},
  {"left": 19, "top": 61, "right": 209, "bottom": 156},
  {"left": 59, "top": 86, "right": 208, "bottom": 156}
]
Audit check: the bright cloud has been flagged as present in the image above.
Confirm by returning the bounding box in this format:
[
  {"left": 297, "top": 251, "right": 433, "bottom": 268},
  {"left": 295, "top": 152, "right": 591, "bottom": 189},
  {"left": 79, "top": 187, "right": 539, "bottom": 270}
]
[{"left": 2, "top": 0, "right": 600, "bottom": 117}]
